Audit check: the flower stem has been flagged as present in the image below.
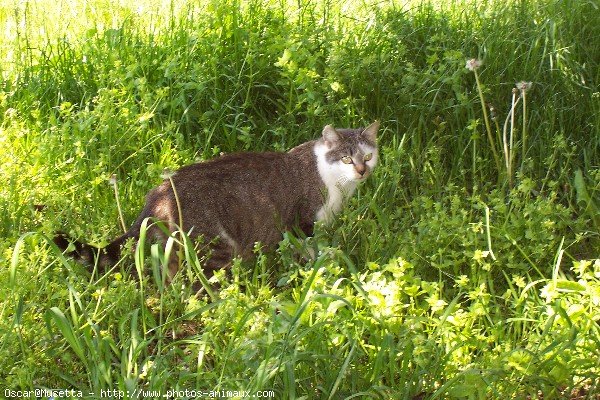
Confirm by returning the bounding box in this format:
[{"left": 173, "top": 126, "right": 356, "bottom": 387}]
[
  {"left": 520, "top": 89, "right": 528, "bottom": 172},
  {"left": 503, "top": 91, "right": 521, "bottom": 189},
  {"left": 474, "top": 70, "right": 502, "bottom": 180},
  {"left": 111, "top": 175, "right": 127, "bottom": 233},
  {"left": 168, "top": 176, "right": 184, "bottom": 272}
]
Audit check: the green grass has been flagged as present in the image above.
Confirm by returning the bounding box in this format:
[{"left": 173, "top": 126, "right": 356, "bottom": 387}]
[{"left": 1, "top": 0, "right": 599, "bottom": 398}]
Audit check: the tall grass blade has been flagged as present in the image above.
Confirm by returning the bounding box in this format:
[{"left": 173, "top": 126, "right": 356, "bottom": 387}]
[
  {"left": 327, "top": 341, "right": 356, "bottom": 400},
  {"left": 574, "top": 169, "right": 600, "bottom": 229},
  {"left": 45, "top": 307, "right": 87, "bottom": 366}
]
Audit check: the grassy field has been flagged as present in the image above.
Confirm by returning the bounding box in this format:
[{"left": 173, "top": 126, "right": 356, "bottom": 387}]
[{"left": 1, "top": 0, "right": 599, "bottom": 398}]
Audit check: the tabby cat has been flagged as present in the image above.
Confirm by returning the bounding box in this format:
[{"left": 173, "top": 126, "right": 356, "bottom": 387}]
[{"left": 55, "top": 122, "right": 379, "bottom": 278}]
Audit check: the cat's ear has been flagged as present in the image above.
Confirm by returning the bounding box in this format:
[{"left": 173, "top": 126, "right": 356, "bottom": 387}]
[
  {"left": 322, "top": 125, "right": 341, "bottom": 145},
  {"left": 362, "top": 121, "right": 380, "bottom": 143}
]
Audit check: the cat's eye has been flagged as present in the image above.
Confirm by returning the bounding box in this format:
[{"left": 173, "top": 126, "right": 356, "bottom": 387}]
[
  {"left": 341, "top": 156, "right": 353, "bottom": 164},
  {"left": 363, "top": 153, "right": 373, "bottom": 161}
]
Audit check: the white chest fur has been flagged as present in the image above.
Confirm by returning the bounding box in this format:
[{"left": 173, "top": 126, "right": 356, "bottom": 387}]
[{"left": 313, "top": 142, "right": 358, "bottom": 223}]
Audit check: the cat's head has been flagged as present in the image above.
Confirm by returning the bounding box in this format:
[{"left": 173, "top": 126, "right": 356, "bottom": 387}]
[{"left": 316, "top": 121, "right": 379, "bottom": 186}]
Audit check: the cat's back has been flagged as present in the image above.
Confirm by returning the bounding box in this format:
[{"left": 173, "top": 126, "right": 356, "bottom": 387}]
[{"left": 174, "top": 151, "right": 288, "bottom": 183}]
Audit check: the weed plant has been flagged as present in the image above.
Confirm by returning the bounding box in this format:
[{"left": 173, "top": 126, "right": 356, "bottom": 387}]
[{"left": 1, "top": 0, "right": 599, "bottom": 398}]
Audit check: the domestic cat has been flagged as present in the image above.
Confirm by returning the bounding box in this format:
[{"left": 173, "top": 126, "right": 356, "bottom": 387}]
[{"left": 54, "top": 122, "right": 379, "bottom": 279}]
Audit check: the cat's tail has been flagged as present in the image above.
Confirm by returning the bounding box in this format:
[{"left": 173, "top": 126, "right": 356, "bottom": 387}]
[{"left": 53, "top": 232, "right": 133, "bottom": 274}]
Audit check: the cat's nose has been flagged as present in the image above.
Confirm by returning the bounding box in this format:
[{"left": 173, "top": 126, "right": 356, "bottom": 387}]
[{"left": 355, "top": 164, "right": 366, "bottom": 176}]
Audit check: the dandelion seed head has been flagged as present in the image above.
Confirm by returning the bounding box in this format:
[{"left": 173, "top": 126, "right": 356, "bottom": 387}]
[
  {"left": 516, "top": 81, "right": 532, "bottom": 92},
  {"left": 108, "top": 174, "right": 117, "bottom": 185},
  {"left": 465, "top": 58, "right": 482, "bottom": 71},
  {"left": 161, "top": 168, "right": 174, "bottom": 179}
]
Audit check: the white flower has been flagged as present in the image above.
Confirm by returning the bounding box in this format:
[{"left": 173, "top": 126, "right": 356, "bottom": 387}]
[{"left": 465, "top": 58, "right": 482, "bottom": 71}]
